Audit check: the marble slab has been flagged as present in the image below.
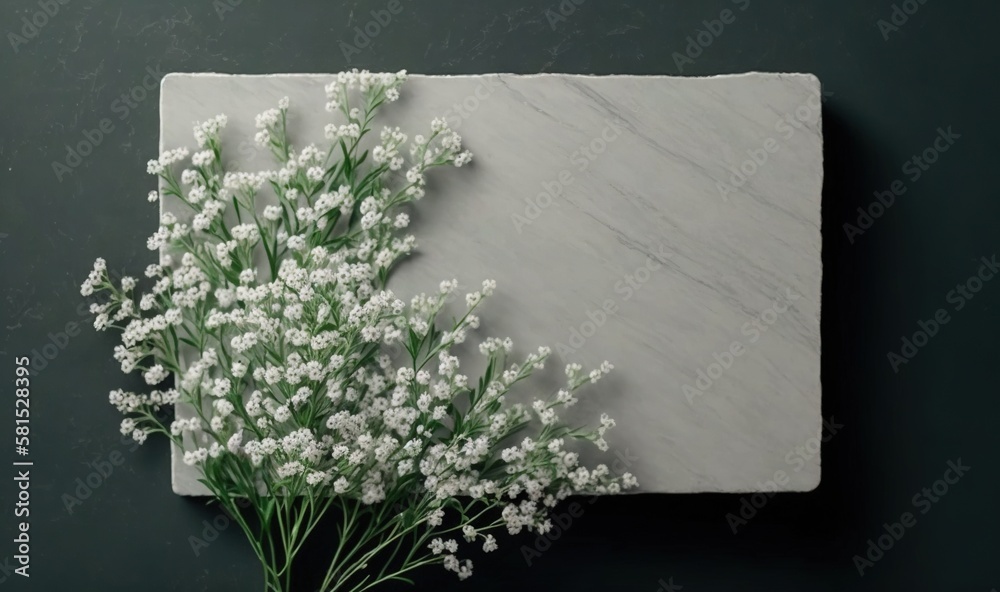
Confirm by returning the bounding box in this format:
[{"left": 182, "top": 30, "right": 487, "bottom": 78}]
[{"left": 161, "top": 72, "right": 823, "bottom": 495}]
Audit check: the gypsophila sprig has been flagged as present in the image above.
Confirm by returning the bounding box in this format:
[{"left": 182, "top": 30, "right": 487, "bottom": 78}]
[{"left": 83, "top": 69, "right": 636, "bottom": 592}]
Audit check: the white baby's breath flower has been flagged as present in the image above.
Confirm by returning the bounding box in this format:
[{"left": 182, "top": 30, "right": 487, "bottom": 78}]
[
  {"left": 83, "top": 72, "right": 633, "bottom": 591},
  {"left": 143, "top": 364, "right": 167, "bottom": 385},
  {"left": 306, "top": 166, "right": 324, "bottom": 182},
  {"left": 192, "top": 150, "right": 214, "bottom": 167},
  {"left": 263, "top": 205, "right": 282, "bottom": 221}
]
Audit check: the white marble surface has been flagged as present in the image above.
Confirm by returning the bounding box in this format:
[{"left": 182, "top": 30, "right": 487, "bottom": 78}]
[{"left": 162, "top": 72, "right": 823, "bottom": 495}]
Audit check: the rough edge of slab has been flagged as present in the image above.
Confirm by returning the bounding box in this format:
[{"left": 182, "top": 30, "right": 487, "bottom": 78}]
[{"left": 163, "top": 71, "right": 825, "bottom": 496}]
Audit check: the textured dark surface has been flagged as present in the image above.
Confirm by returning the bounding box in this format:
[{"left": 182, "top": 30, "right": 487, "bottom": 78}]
[{"left": 1, "top": 1, "right": 998, "bottom": 590}]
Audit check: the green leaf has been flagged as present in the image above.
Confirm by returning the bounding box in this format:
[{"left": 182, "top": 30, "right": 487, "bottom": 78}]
[
  {"left": 407, "top": 328, "right": 421, "bottom": 360},
  {"left": 339, "top": 140, "right": 351, "bottom": 175}
]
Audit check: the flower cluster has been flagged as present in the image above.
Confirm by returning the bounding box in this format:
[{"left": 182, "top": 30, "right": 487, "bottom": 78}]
[{"left": 83, "top": 70, "right": 635, "bottom": 592}]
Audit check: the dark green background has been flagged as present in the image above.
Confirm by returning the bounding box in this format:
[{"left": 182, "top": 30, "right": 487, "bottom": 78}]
[{"left": 1, "top": 0, "right": 997, "bottom": 590}]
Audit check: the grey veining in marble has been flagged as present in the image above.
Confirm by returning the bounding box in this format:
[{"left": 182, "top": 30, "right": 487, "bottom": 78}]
[{"left": 162, "top": 73, "right": 823, "bottom": 496}]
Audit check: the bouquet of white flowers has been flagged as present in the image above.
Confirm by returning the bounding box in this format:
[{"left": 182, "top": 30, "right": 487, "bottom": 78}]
[{"left": 81, "top": 69, "right": 637, "bottom": 592}]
